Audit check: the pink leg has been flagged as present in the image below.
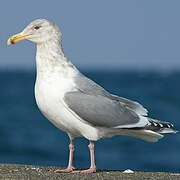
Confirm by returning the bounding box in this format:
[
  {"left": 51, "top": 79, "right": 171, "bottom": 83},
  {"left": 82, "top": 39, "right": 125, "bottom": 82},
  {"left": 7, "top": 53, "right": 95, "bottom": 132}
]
[
  {"left": 72, "top": 141, "right": 96, "bottom": 173},
  {"left": 50, "top": 137, "right": 75, "bottom": 173}
]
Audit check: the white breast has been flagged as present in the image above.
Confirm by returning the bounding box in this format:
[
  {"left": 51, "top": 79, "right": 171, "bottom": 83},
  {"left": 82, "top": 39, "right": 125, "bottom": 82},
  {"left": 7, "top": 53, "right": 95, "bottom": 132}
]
[{"left": 35, "top": 70, "right": 76, "bottom": 132}]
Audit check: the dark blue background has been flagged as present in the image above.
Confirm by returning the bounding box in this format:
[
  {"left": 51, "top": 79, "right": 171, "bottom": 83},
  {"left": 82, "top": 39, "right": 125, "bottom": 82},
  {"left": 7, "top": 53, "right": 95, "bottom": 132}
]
[{"left": 0, "top": 70, "right": 179, "bottom": 172}]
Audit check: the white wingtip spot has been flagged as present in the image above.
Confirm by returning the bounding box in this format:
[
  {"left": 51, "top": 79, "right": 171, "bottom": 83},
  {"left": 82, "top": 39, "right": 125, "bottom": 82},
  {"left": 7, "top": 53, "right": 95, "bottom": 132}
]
[{"left": 153, "top": 123, "right": 158, "bottom": 126}]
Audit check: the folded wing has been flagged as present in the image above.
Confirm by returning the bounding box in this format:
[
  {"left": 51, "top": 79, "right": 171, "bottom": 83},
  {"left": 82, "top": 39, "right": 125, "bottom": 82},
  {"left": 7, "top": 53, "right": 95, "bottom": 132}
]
[{"left": 64, "top": 91, "right": 149, "bottom": 128}]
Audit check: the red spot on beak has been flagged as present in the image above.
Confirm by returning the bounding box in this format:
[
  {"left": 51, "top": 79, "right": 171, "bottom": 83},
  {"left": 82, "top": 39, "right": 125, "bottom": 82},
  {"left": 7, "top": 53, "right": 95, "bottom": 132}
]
[{"left": 11, "top": 41, "right": 16, "bottom": 45}]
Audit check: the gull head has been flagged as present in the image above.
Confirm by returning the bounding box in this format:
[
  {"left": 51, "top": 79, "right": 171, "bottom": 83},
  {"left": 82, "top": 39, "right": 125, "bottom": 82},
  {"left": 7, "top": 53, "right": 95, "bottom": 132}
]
[{"left": 8, "top": 19, "right": 62, "bottom": 45}]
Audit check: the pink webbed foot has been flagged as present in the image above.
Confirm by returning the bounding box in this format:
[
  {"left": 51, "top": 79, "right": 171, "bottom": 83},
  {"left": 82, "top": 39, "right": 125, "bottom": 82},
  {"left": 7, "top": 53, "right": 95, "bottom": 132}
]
[
  {"left": 50, "top": 136, "right": 75, "bottom": 173},
  {"left": 49, "top": 166, "right": 75, "bottom": 173},
  {"left": 72, "top": 167, "right": 96, "bottom": 173}
]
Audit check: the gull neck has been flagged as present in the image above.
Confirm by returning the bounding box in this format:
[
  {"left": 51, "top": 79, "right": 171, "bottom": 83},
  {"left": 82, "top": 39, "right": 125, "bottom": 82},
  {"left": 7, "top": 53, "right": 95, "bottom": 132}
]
[{"left": 35, "top": 38, "right": 78, "bottom": 76}]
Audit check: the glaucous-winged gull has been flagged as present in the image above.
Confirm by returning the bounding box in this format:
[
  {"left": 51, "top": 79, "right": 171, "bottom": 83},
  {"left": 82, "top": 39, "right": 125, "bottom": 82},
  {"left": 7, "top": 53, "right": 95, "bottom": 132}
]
[{"left": 8, "top": 19, "right": 177, "bottom": 173}]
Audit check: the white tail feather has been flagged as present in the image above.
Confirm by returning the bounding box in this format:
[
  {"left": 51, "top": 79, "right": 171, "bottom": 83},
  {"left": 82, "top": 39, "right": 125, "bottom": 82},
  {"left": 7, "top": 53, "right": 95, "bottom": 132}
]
[{"left": 117, "top": 129, "right": 164, "bottom": 142}]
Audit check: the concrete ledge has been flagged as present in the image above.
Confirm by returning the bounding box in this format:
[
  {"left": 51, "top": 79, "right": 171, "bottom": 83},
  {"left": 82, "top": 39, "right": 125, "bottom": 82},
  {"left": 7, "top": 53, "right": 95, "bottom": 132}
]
[{"left": 0, "top": 164, "right": 179, "bottom": 180}]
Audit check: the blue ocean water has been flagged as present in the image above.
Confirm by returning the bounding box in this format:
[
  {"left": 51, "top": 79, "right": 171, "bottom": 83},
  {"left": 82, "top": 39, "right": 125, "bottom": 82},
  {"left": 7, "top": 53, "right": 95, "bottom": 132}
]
[{"left": 0, "top": 70, "right": 180, "bottom": 172}]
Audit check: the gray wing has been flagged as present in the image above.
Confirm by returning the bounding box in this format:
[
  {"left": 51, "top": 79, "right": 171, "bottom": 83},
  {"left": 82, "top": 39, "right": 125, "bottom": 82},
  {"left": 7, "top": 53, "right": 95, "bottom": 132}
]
[
  {"left": 110, "top": 94, "right": 148, "bottom": 116},
  {"left": 64, "top": 91, "right": 140, "bottom": 128}
]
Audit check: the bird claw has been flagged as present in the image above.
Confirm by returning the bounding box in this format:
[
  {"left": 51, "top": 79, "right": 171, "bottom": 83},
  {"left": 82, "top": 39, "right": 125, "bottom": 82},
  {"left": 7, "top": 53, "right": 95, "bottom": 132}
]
[
  {"left": 72, "top": 167, "right": 96, "bottom": 173},
  {"left": 49, "top": 166, "right": 75, "bottom": 173}
]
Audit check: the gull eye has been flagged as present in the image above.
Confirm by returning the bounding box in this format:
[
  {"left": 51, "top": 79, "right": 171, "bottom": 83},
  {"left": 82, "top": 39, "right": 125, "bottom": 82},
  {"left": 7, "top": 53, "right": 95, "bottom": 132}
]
[{"left": 34, "top": 26, "right": 41, "bottom": 30}]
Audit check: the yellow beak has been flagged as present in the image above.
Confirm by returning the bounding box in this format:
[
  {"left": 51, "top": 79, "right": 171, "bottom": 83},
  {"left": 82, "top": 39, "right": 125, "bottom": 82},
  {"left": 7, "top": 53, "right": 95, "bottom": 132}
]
[{"left": 7, "top": 33, "right": 28, "bottom": 45}]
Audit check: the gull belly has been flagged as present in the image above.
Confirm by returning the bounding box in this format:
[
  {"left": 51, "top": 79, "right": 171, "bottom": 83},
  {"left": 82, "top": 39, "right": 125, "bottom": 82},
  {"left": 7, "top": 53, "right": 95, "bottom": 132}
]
[{"left": 34, "top": 72, "right": 101, "bottom": 140}]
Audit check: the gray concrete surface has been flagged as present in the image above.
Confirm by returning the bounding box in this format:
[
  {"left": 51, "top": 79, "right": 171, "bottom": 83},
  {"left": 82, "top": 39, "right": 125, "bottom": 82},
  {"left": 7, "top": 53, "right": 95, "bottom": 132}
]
[{"left": 0, "top": 164, "right": 179, "bottom": 180}]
